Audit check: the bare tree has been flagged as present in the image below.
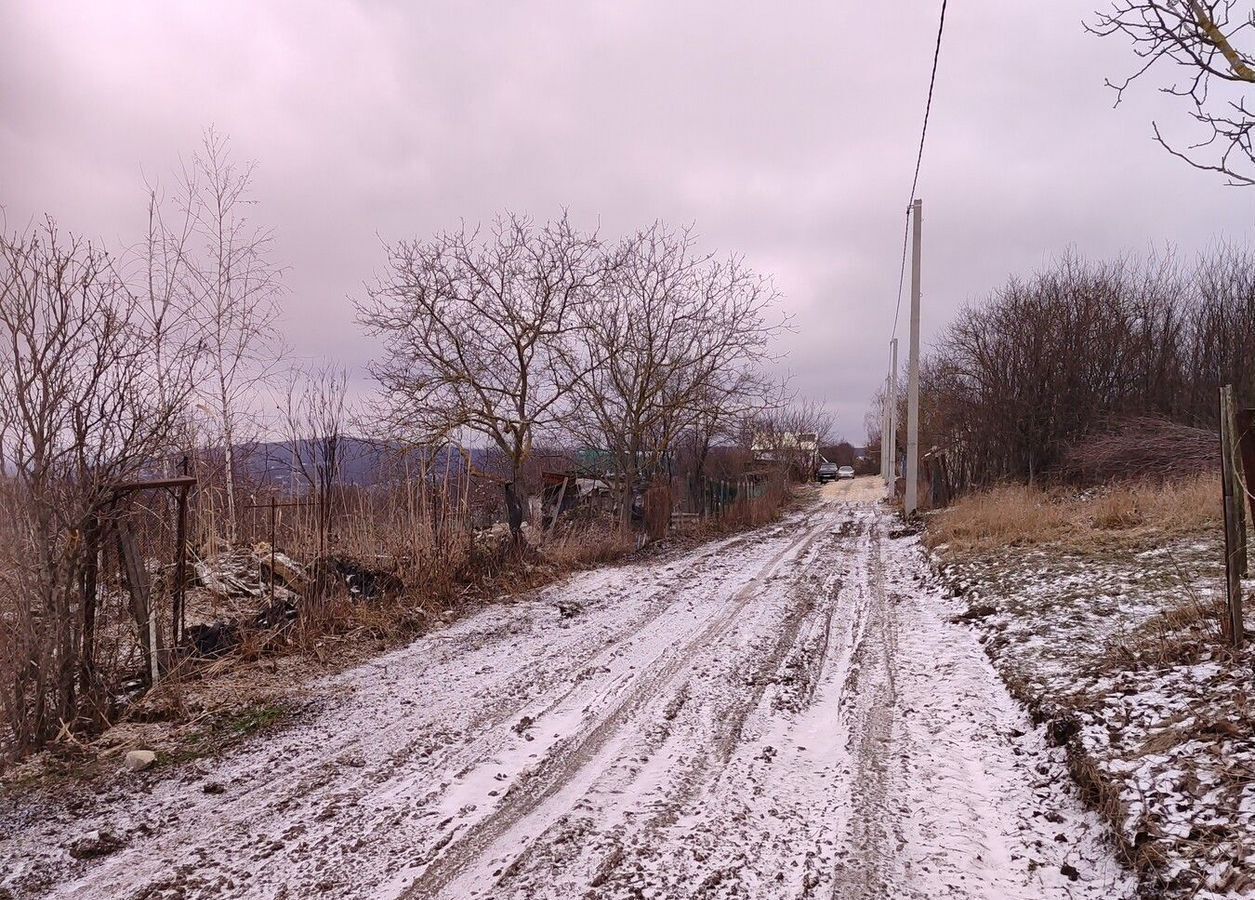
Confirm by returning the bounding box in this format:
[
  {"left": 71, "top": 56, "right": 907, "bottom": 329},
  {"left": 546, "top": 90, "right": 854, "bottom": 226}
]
[
  {"left": 124, "top": 175, "right": 204, "bottom": 481},
  {"left": 683, "top": 369, "right": 780, "bottom": 487},
  {"left": 281, "top": 362, "right": 349, "bottom": 551},
  {"left": 1089, "top": 0, "right": 1255, "bottom": 184},
  {"left": 0, "top": 221, "right": 194, "bottom": 755},
  {"left": 752, "top": 399, "right": 835, "bottom": 479},
  {"left": 359, "top": 212, "right": 603, "bottom": 542},
  {"left": 184, "top": 128, "right": 284, "bottom": 540},
  {"left": 572, "top": 223, "right": 782, "bottom": 523}
]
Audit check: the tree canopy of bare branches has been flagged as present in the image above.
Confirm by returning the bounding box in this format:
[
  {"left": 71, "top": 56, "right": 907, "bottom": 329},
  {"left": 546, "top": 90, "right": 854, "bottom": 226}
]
[
  {"left": 571, "top": 223, "right": 783, "bottom": 521},
  {"left": 359, "top": 212, "right": 604, "bottom": 539},
  {"left": 916, "top": 246, "right": 1255, "bottom": 489},
  {"left": 1089, "top": 0, "right": 1255, "bottom": 184},
  {"left": 183, "top": 128, "right": 285, "bottom": 537}
]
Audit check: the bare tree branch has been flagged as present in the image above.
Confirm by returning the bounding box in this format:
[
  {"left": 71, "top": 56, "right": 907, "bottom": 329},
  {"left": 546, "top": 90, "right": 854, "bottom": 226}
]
[{"left": 1089, "top": 0, "right": 1255, "bottom": 184}]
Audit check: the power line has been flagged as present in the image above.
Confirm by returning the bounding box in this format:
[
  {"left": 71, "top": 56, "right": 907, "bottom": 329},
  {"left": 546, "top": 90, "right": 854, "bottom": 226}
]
[
  {"left": 908, "top": 0, "right": 949, "bottom": 209},
  {"left": 891, "top": 0, "right": 949, "bottom": 339},
  {"left": 890, "top": 208, "right": 910, "bottom": 337}
]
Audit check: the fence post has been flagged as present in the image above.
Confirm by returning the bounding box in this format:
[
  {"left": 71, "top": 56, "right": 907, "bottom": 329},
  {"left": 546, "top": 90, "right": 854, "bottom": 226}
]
[
  {"left": 1220, "top": 385, "right": 1245, "bottom": 647},
  {"left": 1237, "top": 407, "right": 1255, "bottom": 568},
  {"left": 270, "top": 496, "right": 277, "bottom": 605},
  {"left": 173, "top": 483, "right": 189, "bottom": 646}
]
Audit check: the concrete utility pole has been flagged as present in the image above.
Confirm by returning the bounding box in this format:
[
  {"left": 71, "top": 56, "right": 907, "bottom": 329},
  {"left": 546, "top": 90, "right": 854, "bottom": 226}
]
[
  {"left": 880, "top": 372, "right": 889, "bottom": 482},
  {"left": 905, "top": 198, "right": 922, "bottom": 515},
  {"left": 887, "top": 338, "right": 898, "bottom": 493}
]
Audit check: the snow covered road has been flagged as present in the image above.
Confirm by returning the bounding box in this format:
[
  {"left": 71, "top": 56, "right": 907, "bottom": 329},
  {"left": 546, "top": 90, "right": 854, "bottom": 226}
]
[{"left": 5, "top": 478, "right": 1133, "bottom": 899}]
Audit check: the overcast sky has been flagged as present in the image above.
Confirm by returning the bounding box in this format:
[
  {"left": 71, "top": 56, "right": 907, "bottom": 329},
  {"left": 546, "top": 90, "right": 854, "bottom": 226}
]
[{"left": 3, "top": 1, "right": 1253, "bottom": 441}]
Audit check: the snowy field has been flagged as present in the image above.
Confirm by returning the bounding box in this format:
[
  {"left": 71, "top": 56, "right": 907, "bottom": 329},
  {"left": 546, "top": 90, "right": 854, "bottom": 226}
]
[{"left": 1, "top": 479, "right": 1132, "bottom": 899}]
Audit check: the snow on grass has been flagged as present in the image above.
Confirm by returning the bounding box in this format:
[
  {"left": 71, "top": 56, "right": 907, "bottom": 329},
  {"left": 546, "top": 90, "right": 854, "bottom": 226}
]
[{"left": 934, "top": 532, "right": 1255, "bottom": 897}]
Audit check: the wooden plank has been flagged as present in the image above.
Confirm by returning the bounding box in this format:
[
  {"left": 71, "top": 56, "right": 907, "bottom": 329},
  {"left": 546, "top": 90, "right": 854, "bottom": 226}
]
[
  {"left": 1237, "top": 408, "right": 1255, "bottom": 530},
  {"left": 116, "top": 521, "right": 161, "bottom": 683},
  {"left": 111, "top": 475, "right": 197, "bottom": 494},
  {"left": 1220, "top": 386, "right": 1245, "bottom": 647},
  {"left": 546, "top": 476, "right": 569, "bottom": 537}
]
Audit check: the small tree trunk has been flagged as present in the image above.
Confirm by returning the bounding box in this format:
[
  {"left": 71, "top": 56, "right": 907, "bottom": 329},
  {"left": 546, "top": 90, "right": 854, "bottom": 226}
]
[
  {"left": 503, "top": 480, "right": 526, "bottom": 545},
  {"left": 222, "top": 432, "right": 237, "bottom": 543},
  {"left": 79, "top": 514, "right": 100, "bottom": 706},
  {"left": 218, "top": 373, "right": 238, "bottom": 544}
]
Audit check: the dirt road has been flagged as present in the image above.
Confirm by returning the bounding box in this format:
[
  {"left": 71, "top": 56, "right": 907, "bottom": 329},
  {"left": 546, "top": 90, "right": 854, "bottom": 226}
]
[{"left": 2, "top": 478, "right": 1132, "bottom": 899}]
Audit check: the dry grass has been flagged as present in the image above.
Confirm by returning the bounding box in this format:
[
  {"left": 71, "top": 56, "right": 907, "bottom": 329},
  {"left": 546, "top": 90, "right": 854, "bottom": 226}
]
[
  {"left": 545, "top": 524, "right": 637, "bottom": 570},
  {"left": 1106, "top": 594, "right": 1229, "bottom": 669},
  {"left": 925, "top": 483, "right": 1074, "bottom": 550},
  {"left": 713, "top": 475, "right": 792, "bottom": 531},
  {"left": 3, "top": 467, "right": 798, "bottom": 770},
  {"left": 928, "top": 473, "right": 1221, "bottom": 554}
]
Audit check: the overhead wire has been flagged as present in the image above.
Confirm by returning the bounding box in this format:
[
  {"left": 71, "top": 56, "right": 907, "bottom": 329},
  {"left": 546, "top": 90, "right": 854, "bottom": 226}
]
[{"left": 890, "top": 0, "right": 949, "bottom": 340}]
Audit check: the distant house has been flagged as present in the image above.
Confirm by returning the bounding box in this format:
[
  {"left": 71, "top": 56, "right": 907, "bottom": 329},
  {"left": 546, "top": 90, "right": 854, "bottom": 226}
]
[{"left": 752, "top": 431, "right": 820, "bottom": 475}]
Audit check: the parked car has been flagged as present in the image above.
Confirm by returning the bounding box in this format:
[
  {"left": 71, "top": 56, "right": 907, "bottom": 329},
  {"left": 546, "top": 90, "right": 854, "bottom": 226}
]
[
  {"left": 837, "top": 465, "right": 855, "bottom": 479},
  {"left": 816, "top": 462, "right": 841, "bottom": 483}
]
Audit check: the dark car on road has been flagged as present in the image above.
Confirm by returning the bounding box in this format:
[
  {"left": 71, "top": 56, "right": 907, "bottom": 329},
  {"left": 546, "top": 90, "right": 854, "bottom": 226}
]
[{"left": 816, "top": 462, "right": 841, "bottom": 483}]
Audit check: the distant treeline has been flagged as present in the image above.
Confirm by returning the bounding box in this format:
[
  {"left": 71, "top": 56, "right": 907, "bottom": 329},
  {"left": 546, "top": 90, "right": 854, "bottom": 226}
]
[{"left": 918, "top": 247, "right": 1255, "bottom": 486}]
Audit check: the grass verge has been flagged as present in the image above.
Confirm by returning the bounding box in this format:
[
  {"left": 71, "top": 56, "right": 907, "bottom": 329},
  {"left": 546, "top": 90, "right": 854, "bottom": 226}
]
[
  {"left": 928, "top": 476, "right": 1255, "bottom": 898},
  {"left": 2, "top": 488, "right": 797, "bottom": 791}
]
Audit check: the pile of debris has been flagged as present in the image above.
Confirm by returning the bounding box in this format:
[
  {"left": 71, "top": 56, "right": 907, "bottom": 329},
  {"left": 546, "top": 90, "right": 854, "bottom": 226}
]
[
  {"left": 1059, "top": 416, "right": 1218, "bottom": 484},
  {"left": 182, "top": 544, "right": 401, "bottom": 659},
  {"left": 324, "top": 556, "right": 404, "bottom": 600},
  {"left": 192, "top": 542, "right": 308, "bottom": 606}
]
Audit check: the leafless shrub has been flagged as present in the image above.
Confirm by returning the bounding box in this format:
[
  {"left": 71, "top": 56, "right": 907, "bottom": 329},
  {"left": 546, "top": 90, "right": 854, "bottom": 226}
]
[
  {"left": 919, "top": 248, "right": 1255, "bottom": 491},
  {"left": 0, "top": 221, "right": 195, "bottom": 758}
]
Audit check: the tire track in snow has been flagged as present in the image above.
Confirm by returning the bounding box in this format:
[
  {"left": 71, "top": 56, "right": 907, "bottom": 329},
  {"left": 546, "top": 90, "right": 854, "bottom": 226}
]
[
  {"left": 488, "top": 526, "right": 853, "bottom": 896},
  {"left": 451, "top": 492, "right": 1133, "bottom": 900},
  {"left": 394, "top": 507, "right": 842, "bottom": 898},
  {"left": 6, "top": 483, "right": 1135, "bottom": 900},
  {"left": 44, "top": 521, "right": 806, "bottom": 899}
]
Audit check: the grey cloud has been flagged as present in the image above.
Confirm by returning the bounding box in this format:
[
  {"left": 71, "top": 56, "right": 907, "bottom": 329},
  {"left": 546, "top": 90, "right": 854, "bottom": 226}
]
[{"left": 2, "top": 0, "right": 1252, "bottom": 439}]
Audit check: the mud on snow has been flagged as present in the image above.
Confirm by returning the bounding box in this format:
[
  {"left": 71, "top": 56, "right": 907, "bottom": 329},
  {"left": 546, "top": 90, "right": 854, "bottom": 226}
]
[{"left": 1, "top": 478, "right": 1133, "bottom": 900}]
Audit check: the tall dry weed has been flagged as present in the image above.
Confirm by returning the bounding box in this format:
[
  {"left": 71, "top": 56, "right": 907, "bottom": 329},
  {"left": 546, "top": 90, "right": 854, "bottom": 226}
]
[
  {"left": 929, "top": 474, "right": 1221, "bottom": 553},
  {"left": 545, "top": 525, "right": 637, "bottom": 570}
]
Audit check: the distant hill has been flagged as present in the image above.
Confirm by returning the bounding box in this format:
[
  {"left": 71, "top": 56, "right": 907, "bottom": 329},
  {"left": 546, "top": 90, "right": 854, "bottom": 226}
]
[{"left": 236, "top": 438, "right": 493, "bottom": 489}]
